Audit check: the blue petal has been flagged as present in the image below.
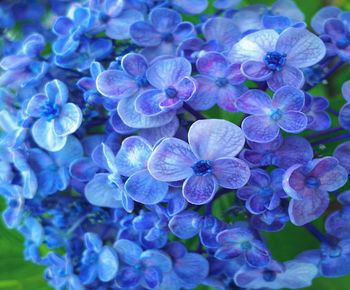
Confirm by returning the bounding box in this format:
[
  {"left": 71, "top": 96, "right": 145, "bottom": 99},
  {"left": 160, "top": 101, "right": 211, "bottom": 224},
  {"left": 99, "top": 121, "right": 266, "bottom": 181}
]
[
  {"left": 114, "top": 239, "right": 142, "bottom": 266},
  {"left": 141, "top": 250, "right": 172, "bottom": 272},
  {"left": 168, "top": 211, "right": 201, "bottom": 239},
  {"left": 53, "top": 103, "right": 82, "bottom": 137},
  {"left": 98, "top": 246, "right": 119, "bottom": 282},
  {"left": 44, "top": 79, "right": 69, "bottom": 105},
  {"left": 121, "top": 53, "right": 148, "bottom": 78},
  {"left": 150, "top": 8, "right": 181, "bottom": 33},
  {"left": 84, "top": 232, "right": 103, "bottom": 252},
  {"left": 130, "top": 21, "right": 161, "bottom": 47}
]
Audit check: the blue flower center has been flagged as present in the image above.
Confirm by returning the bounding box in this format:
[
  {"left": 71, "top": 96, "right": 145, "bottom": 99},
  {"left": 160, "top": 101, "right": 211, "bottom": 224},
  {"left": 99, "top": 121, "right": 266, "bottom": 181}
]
[
  {"left": 135, "top": 76, "right": 148, "bottom": 88},
  {"left": 162, "top": 33, "right": 174, "bottom": 43},
  {"left": 263, "top": 270, "right": 277, "bottom": 282},
  {"left": 165, "top": 87, "right": 177, "bottom": 99},
  {"left": 215, "top": 77, "right": 229, "bottom": 88},
  {"left": 264, "top": 51, "right": 287, "bottom": 71},
  {"left": 336, "top": 37, "right": 350, "bottom": 49},
  {"left": 240, "top": 241, "right": 252, "bottom": 251},
  {"left": 305, "top": 176, "right": 320, "bottom": 189},
  {"left": 192, "top": 160, "right": 212, "bottom": 176},
  {"left": 270, "top": 108, "right": 283, "bottom": 121},
  {"left": 40, "top": 102, "right": 60, "bottom": 121},
  {"left": 99, "top": 12, "right": 110, "bottom": 23}
]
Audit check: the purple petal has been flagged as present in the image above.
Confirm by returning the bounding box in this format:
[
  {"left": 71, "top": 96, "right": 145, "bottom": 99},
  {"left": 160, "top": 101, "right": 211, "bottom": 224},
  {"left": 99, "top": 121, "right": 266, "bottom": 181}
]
[
  {"left": 324, "top": 19, "right": 346, "bottom": 42},
  {"left": 115, "top": 136, "right": 152, "bottom": 176},
  {"left": 276, "top": 27, "right": 326, "bottom": 68},
  {"left": 217, "top": 84, "right": 247, "bottom": 113},
  {"left": 203, "top": 17, "right": 240, "bottom": 49},
  {"left": 135, "top": 90, "right": 164, "bottom": 116},
  {"left": 183, "top": 175, "right": 217, "bottom": 205},
  {"left": 69, "top": 157, "right": 98, "bottom": 182},
  {"left": 277, "top": 111, "right": 307, "bottom": 133},
  {"left": 45, "top": 79, "right": 69, "bottom": 105},
  {"left": 245, "top": 243, "right": 270, "bottom": 268},
  {"left": 106, "top": 10, "right": 144, "bottom": 40},
  {"left": 272, "top": 0, "right": 305, "bottom": 21},
  {"left": 247, "top": 194, "right": 269, "bottom": 214},
  {"left": 150, "top": 8, "right": 181, "bottom": 33},
  {"left": 267, "top": 66, "right": 304, "bottom": 91},
  {"left": 173, "top": 22, "right": 196, "bottom": 44},
  {"left": 148, "top": 138, "right": 196, "bottom": 182},
  {"left": 52, "top": 16, "right": 74, "bottom": 36},
  {"left": 311, "top": 6, "right": 341, "bottom": 34},
  {"left": 168, "top": 211, "right": 201, "bottom": 239},
  {"left": 226, "top": 64, "right": 246, "bottom": 85},
  {"left": 0, "top": 55, "right": 32, "bottom": 70},
  {"left": 117, "top": 95, "right": 176, "bottom": 129},
  {"left": 171, "top": 76, "right": 196, "bottom": 102},
  {"left": 172, "top": 0, "right": 208, "bottom": 14},
  {"left": 98, "top": 246, "right": 119, "bottom": 282},
  {"left": 189, "top": 119, "right": 245, "bottom": 160},
  {"left": 215, "top": 245, "right": 241, "bottom": 260},
  {"left": 229, "top": 29, "right": 279, "bottom": 63},
  {"left": 241, "top": 60, "right": 272, "bottom": 81},
  {"left": 96, "top": 70, "right": 138, "bottom": 99},
  {"left": 196, "top": 52, "right": 229, "bottom": 78},
  {"left": 146, "top": 57, "right": 192, "bottom": 89},
  {"left": 217, "top": 227, "right": 254, "bottom": 244},
  {"left": 334, "top": 141, "right": 350, "bottom": 173},
  {"left": 130, "top": 21, "right": 161, "bottom": 47},
  {"left": 110, "top": 112, "right": 136, "bottom": 134},
  {"left": 236, "top": 89, "right": 272, "bottom": 114},
  {"left": 242, "top": 115, "right": 280, "bottom": 143},
  {"left": 53, "top": 103, "right": 82, "bottom": 136},
  {"left": 272, "top": 86, "right": 305, "bottom": 111},
  {"left": 307, "top": 112, "right": 331, "bottom": 131},
  {"left": 174, "top": 253, "right": 209, "bottom": 285},
  {"left": 339, "top": 103, "right": 350, "bottom": 130},
  {"left": 342, "top": 80, "right": 350, "bottom": 102},
  {"left": 187, "top": 76, "right": 218, "bottom": 111},
  {"left": 288, "top": 189, "right": 329, "bottom": 225},
  {"left": 125, "top": 170, "right": 168, "bottom": 204},
  {"left": 212, "top": 157, "right": 250, "bottom": 189},
  {"left": 121, "top": 53, "right": 148, "bottom": 78},
  {"left": 26, "top": 94, "right": 49, "bottom": 117}
]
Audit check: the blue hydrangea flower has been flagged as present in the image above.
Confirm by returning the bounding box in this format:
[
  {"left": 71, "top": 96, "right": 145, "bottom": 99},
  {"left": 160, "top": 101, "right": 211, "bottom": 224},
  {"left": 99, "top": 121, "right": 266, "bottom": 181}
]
[
  {"left": 311, "top": 6, "right": 342, "bottom": 35},
  {"left": 334, "top": 141, "right": 350, "bottom": 174},
  {"left": 148, "top": 119, "right": 250, "bottom": 205},
  {"left": 115, "top": 136, "right": 169, "bottom": 205},
  {"left": 188, "top": 52, "right": 247, "bottom": 112},
  {"left": 240, "top": 134, "right": 313, "bottom": 169},
  {"left": 135, "top": 57, "right": 196, "bottom": 116},
  {"left": 283, "top": 157, "right": 348, "bottom": 225},
  {"left": 234, "top": 259, "right": 318, "bottom": 289},
  {"left": 0, "top": 33, "right": 48, "bottom": 88},
  {"left": 229, "top": 27, "right": 326, "bottom": 91},
  {"left": 25, "top": 79, "right": 82, "bottom": 151},
  {"left": 89, "top": 0, "right": 143, "bottom": 40},
  {"left": 303, "top": 93, "right": 331, "bottom": 131},
  {"left": 250, "top": 206, "right": 289, "bottom": 232},
  {"left": 237, "top": 86, "right": 308, "bottom": 143},
  {"left": 80, "top": 232, "right": 119, "bottom": 284},
  {"left": 130, "top": 8, "right": 196, "bottom": 60},
  {"left": 237, "top": 169, "right": 287, "bottom": 215},
  {"left": 215, "top": 226, "right": 271, "bottom": 267},
  {"left": 0, "top": 184, "right": 24, "bottom": 228}
]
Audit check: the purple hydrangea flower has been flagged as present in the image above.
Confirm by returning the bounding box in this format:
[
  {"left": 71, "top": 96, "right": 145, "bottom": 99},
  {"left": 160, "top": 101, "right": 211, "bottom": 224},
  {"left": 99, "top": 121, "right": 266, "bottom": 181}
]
[
  {"left": 236, "top": 86, "right": 308, "bottom": 143},
  {"left": 215, "top": 227, "right": 271, "bottom": 267},
  {"left": 148, "top": 119, "right": 250, "bottom": 205},
  {"left": 187, "top": 52, "right": 246, "bottom": 112},
  {"left": 283, "top": 157, "right": 348, "bottom": 225},
  {"left": 303, "top": 93, "right": 331, "bottom": 131},
  {"left": 234, "top": 259, "right": 318, "bottom": 289},
  {"left": 229, "top": 27, "right": 326, "bottom": 91},
  {"left": 130, "top": 8, "right": 196, "bottom": 60},
  {"left": 240, "top": 134, "right": 313, "bottom": 169},
  {"left": 135, "top": 57, "right": 196, "bottom": 115},
  {"left": 237, "top": 169, "right": 287, "bottom": 215},
  {"left": 25, "top": 79, "right": 82, "bottom": 152}
]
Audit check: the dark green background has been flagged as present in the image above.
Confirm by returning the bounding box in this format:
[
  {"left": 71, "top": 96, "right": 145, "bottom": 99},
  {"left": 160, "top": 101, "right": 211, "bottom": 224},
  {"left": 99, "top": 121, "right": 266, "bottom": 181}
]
[{"left": 1, "top": 0, "right": 350, "bottom": 289}]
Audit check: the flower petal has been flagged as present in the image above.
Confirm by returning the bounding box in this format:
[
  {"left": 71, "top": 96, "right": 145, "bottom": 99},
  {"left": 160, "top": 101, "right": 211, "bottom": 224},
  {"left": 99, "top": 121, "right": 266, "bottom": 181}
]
[
  {"left": 241, "top": 60, "right": 272, "bottom": 81},
  {"left": 183, "top": 175, "right": 217, "bottom": 205},
  {"left": 114, "top": 239, "right": 142, "bottom": 266},
  {"left": 242, "top": 115, "right": 280, "bottom": 143},
  {"left": 98, "top": 246, "right": 119, "bottom": 282},
  {"left": 189, "top": 119, "right": 245, "bottom": 160},
  {"left": 121, "top": 53, "right": 148, "bottom": 78},
  {"left": 272, "top": 86, "right": 305, "bottom": 111},
  {"left": 150, "top": 8, "right": 181, "bottom": 33},
  {"left": 277, "top": 111, "right": 307, "bottom": 133},
  {"left": 339, "top": 103, "right": 350, "bottom": 130},
  {"left": 311, "top": 6, "right": 341, "bottom": 34},
  {"left": 236, "top": 89, "right": 272, "bottom": 114},
  {"left": 187, "top": 76, "right": 218, "bottom": 111},
  {"left": 174, "top": 253, "right": 209, "bottom": 285},
  {"left": 148, "top": 138, "right": 196, "bottom": 182},
  {"left": 267, "top": 66, "right": 304, "bottom": 91},
  {"left": 168, "top": 211, "right": 201, "bottom": 239},
  {"left": 45, "top": 79, "right": 69, "bottom": 105},
  {"left": 334, "top": 141, "right": 350, "bottom": 174},
  {"left": 130, "top": 21, "right": 161, "bottom": 47},
  {"left": 53, "top": 103, "right": 82, "bottom": 136},
  {"left": 26, "top": 94, "right": 49, "bottom": 117},
  {"left": 135, "top": 89, "right": 164, "bottom": 116},
  {"left": 125, "top": 170, "right": 168, "bottom": 204},
  {"left": 212, "top": 157, "right": 250, "bottom": 189},
  {"left": 196, "top": 52, "right": 229, "bottom": 78},
  {"left": 217, "top": 84, "right": 247, "bottom": 112}
]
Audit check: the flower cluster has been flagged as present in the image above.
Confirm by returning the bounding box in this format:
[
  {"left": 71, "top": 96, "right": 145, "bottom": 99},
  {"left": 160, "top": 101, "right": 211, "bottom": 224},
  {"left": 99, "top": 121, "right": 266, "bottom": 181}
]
[{"left": 0, "top": 0, "right": 350, "bottom": 289}]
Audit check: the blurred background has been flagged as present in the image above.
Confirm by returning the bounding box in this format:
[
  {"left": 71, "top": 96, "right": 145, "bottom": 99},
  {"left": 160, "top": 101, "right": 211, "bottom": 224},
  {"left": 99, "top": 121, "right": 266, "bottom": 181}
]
[{"left": 1, "top": 0, "right": 350, "bottom": 289}]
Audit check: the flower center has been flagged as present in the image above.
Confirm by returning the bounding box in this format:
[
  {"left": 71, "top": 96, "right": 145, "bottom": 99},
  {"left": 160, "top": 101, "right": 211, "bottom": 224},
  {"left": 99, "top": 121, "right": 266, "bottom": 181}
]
[
  {"left": 336, "top": 37, "right": 350, "bottom": 49},
  {"left": 264, "top": 51, "right": 287, "bottom": 71},
  {"left": 261, "top": 187, "right": 273, "bottom": 197},
  {"left": 99, "top": 12, "right": 110, "bottom": 23},
  {"left": 135, "top": 76, "right": 148, "bottom": 88},
  {"left": 263, "top": 270, "right": 277, "bottom": 282},
  {"left": 240, "top": 241, "right": 252, "bottom": 251},
  {"left": 192, "top": 160, "right": 212, "bottom": 176},
  {"left": 215, "top": 77, "right": 229, "bottom": 88},
  {"left": 40, "top": 102, "right": 60, "bottom": 121},
  {"left": 165, "top": 87, "right": 177, "bottom": 99},
  {"left": 305, "top": 176, "right": 320, "bottom": 189},
  {"left": 270, "top": 108, "right": 283, "bottom": 121},
  {"left": 162, "top": 33, "right": 174, "bottom": 43}
]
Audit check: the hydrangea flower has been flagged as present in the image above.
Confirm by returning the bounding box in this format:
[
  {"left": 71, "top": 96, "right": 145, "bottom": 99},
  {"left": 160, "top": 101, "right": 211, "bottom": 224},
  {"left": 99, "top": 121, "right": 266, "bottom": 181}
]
[
  {"left": 148, "top": 119, "right": 250, "bottom": 205},
  {"left": 215, "top": 227, "right": 271, "bottom": 267},
  {"left": 130, "top": 8, "right": 196, "bottom": 60},
  {"left": 303, "top": 93, "right": 331, "bottom": 131},
  {"left": 0, "top": 184, "right": 24, "bottom": 228},
  {"left": 135, "top": 57, "right": 196, "bottom": 115},
  {"left": 236, "top": 86, "right": 307, "bottom": 143},
  {"left": 188, "top": 52, "right": 247, "bottom": 112},
  {"left": 333, "top": 141, "right": 350, "bottom": 173},
  {"left": 339, "top": 79, "right": 350, "bottom": 130},
  {"left": 25, "top": 79, "right": 82, "bottom": 151},
  {"left": 237, "top": 169, "right": 287, "bottom": 215},
  {"left": 229, "top": 27, "right": 326, "bottom": 91},
  {"left": 283, "top": 157, "right": 348, "bottom": 225}
]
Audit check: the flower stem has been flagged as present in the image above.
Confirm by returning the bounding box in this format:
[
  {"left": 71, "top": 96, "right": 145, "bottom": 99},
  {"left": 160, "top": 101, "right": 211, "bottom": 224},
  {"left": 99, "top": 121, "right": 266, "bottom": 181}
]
[
  {"left": 183, "top": 103, "right": 206, "bottom": 120},
  {"left": 304, "top": 223, "right": 332, "bottom": 245},
  {"left": 306, "top": 126, "right": 343, "bottom": 140},
  {"left": 311, "top": 133, "right": 350, "bottom": 146}
]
